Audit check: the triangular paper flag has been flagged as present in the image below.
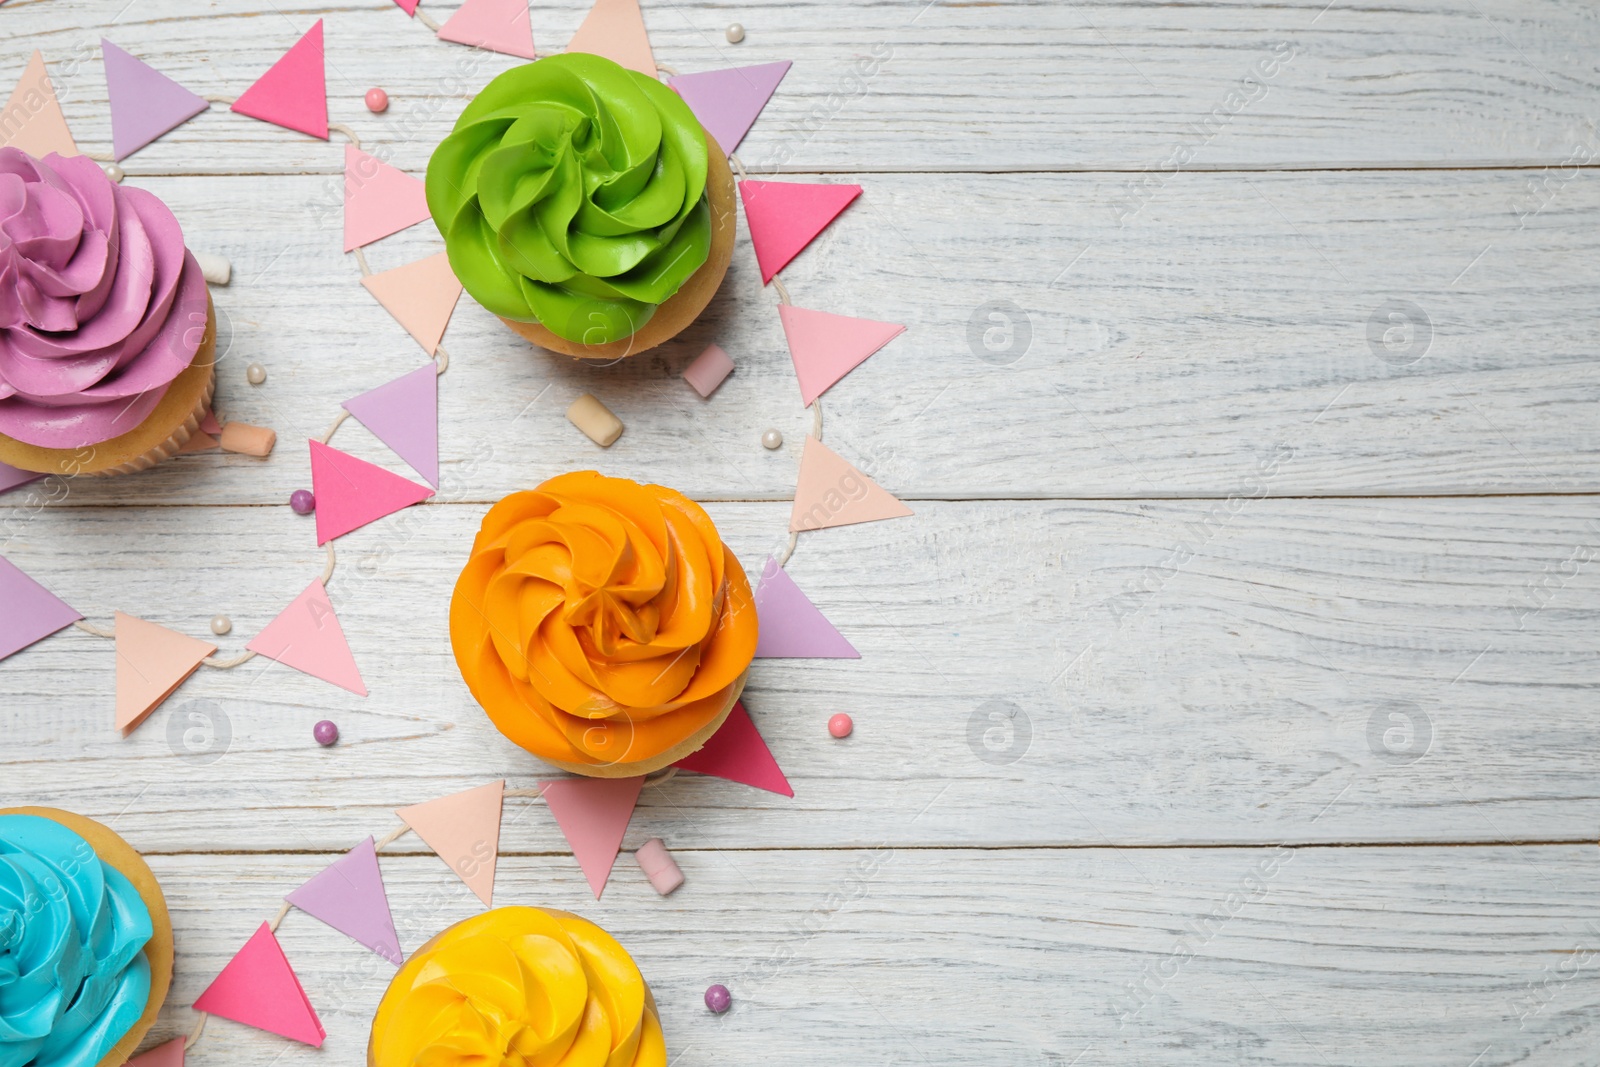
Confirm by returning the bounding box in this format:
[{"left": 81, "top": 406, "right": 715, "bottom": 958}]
[
  {"left": 343, "top": 144, "right": 431, "bottom": 251},
  {"left": 200, "top": 409, "right": 222, "bottom": 435},
  {"left": 752, "top": 558, "right": 858, "bottom": 659},
  {"left": 0, "top": 555, "right": 80, "bottom": 662},
  {"left": 361, "top": 252, "right": 462, "bottom": 355},
  {"left": 540, "top": 777, "right": 643, "bottom": 899},
  {"left": 114, "top": 612, "right": 216, "bottom": 735},
  {"left": 308, "top": 439, "right": 433, "bottom": 544},
  {"left": 245, "top": 579, "right": 367, "bottom": 696},
  {"left": 566, "top": 0, "right": 655, "bottom": 78},
  {"left": 397, "top": 781, "right": 504, "bottom": 906},
  {"left": 126, "top": 1037, "right": 185, "bottom": 1067},
  {"left": 102, "top": 40, "right": 209, "bottom": 160},
  {"left": 285, "top": 837, "right": 401, "bottom": 964},
  {"left": 1, "top": 51, "right": 78, "bottom": 158},
  {"left": 0, "top": 461, "right": 43, "bottom": 496},
  {"left": 676, "top": 701, "right": 793, "bottom": 797},
  {"left": 230, "top": 21, "right": 328, "bottom": 139},
  {"left": 176, "top": 430, "right": 218, "bottom": 454},
  {"left": 739, "top": 180, "right": 861, "bottom": 284},
  {"left": 193, "top": 923, "right": 325, "bottom": 1047},
  {"left": 669, "top": 62, "right": 790, "bottom": 156},
  {"left": 789, "top": 436, "right": 912, "bottom": 532},
  {"left": 778, "top": 303, "right": 904, "bottom": 405},
  {"left": 436, "top": 0, "right": 536, "bottom": 59},
  {"left": 342, "top": 364, "right": 438, "bottom": 487},
  {"left": 393, "top": 0, "right": 420, "bottom": 13}
]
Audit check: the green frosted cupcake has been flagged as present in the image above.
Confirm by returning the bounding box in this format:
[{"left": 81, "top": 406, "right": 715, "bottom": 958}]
[{"left": 427, "top": 53, "right": 723, "bottom": 348}]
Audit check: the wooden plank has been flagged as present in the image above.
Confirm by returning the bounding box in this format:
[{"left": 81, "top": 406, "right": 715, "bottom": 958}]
[
  {"left": 133, "top": 845, "right": 1600, "bottom": 1065},
  {"left": 6, "top": 498, "right": 1599, "bottom": 851},
  {"left": 1, "top": 166, "right": 1594, "bottom": 507},
  {"left": 6, "top": 0, "right": 1600, "bottom": 172}
]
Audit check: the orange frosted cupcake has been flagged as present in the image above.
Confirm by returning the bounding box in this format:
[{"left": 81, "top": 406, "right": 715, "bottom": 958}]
[{"left": 450, "top": 472, "right": 757, "bottom": 776}]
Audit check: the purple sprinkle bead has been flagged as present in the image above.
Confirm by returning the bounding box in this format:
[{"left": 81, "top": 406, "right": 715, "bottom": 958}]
[
  {"left": 704, "top": 984, "right": 731, "bottom": 1014},
  {"left": 313, "top": 720, "right": 339, "bottom": 746},
  {"left": 290, "top": 489, "right": 316, "bottom": 515}
]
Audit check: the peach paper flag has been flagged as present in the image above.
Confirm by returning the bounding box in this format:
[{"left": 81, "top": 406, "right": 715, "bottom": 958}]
[
  {"left": 789, "top": 435, "right": 912, "bottom": 532},
  {"left": 361, "top": 251, "right": 463, "bottom": 355},
  {"left": 1, "top": 51, "right": 79, "bottom": 158},
  {"left": 246, "top": 579, "right": 367, "bottom": 696},
  {"left": 113, "top": 612, "right": 216, "bottom": 735},
  {"left": 231, "top": 21, "right": 328, "bottom": 139},
  {"left": 397, "top": 780, "right": 504, "bottom": 906},
  {"left": 778, "top": 303, "right": 904, "bottom": 405},
  {"left": 437, "top": 0, "right": 536, "bottom": 59},
  {"left": 193, "top": 923, "right": 325, "bottom": 1046},
  {"left": 739, "top": 179, "right": 861, "bottom": 283},
  {"left": 343, "top": 144, "right": 431, "bottom": 251},
  {"left": 540, "top": 776, "right": 644, "bottom": 899},
  {"left": 126, "top": 1038, "right": 185, "bottom": 1067},
  {"left": 566, "top": 0, "right": 655, "bottom": 78},
  {"left": 308, "top": 439, "right": 434, "bottom": 544}
]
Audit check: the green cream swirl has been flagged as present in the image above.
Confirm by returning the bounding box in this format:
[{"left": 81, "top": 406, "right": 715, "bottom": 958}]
[{"left": 426, "top": 53, "right": 711, "bottom": 345}]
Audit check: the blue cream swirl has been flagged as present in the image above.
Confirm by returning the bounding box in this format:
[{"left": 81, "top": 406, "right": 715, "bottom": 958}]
[{"left": 0, "top": 815, "right": 153, "bottom": 1067}]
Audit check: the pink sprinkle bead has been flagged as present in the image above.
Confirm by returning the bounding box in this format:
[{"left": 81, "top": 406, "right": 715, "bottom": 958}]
[
  {"left": 365, "top": 87, "right": 389, "bottom": 113},
  {"left": 828, "top": 713, "right": 853, "bottom": 738}
]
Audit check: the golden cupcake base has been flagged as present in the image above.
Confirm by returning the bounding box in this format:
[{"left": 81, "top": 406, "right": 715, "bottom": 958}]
[
  {"left": 540, "top": 669, "right": 748, "bottom": 779},
  {"left": 500, "top": 132, "right": 737, "bottom": 361},
  {"left": 0, "top": 806, "right": 174, "bottom": 1067}
]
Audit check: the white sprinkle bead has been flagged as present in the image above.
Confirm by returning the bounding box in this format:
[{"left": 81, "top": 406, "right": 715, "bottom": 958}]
[
  {"left": 725, "top": 23, "right": 744, "bottom": 43},
  {"left": 210, "top": 615, "right": 232, "bottom": 636},
  {"left": 246, "top": 363, "right": 267, "bottom": 385},
  {"left": 194, "top": 251, "right": 232, "bottom": 286},
  {"left": 102, "top": 163, "right": 124, "bottom": 183},
  {"left": 762, "top": 429, "right": 783, "bottom": 450}
]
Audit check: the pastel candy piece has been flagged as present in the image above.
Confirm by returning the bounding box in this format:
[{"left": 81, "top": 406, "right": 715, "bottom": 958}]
[
  {"left": 194, "top": 251, "right": 232, "bottom": 285},
  {"left": 683, "top": 344, "right": 734, "bottom": 398},
  {"left": 219, "top": 421, "right": 277, "bottom": 457},
  {"left": 566, "top": 394, "right": 623, "bottom": 447},
  {"left": 634, "top": 838, "right": 684, "bottom": 896}
]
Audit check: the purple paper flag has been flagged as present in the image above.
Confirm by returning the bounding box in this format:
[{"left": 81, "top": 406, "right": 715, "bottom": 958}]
[
  {"left": 0, "top": 461, "right": 42, "bottom": 497},
  {"left": 284, "top": 837, "right": 401, "bottom": 963},
  {"left": 102, "top": 40, "right": 209, "bottom": 161},
  {"left": 752, "top": 557, "right": 859, "bottom": 659},
  {"left": 342, "top": 364, "right": 439, "bottom": 487},
  {"left": 669, "top": 61, "right": 791, "bottom": 155},
  {"left": 0, "top": 555, "right": 80, "bottom": 663}
]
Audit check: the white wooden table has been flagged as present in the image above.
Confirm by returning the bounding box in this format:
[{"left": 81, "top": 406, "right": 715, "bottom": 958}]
[{"left": 5, "top": 1, "right": 1600, "bottom": 1063}]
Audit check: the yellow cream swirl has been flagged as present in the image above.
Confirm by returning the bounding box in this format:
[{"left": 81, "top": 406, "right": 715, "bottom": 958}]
[{"left": 370, "top": 908, "right": 667, "bottom": 1067}]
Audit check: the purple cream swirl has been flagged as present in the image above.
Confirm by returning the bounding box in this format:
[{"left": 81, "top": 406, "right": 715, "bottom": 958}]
[{"left": 0, "top": 148, "right": 208, "bottom": 449}]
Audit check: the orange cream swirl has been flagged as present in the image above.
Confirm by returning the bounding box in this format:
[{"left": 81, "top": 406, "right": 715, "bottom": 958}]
[
  {"left": 450, "top": 472, "right": 757, "bottom": 772},
  {"left": 369, "top": 908, "right": 667, "bottom": 1067}
]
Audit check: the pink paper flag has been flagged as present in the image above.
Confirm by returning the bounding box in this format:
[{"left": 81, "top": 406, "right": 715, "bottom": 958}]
[
  {"left": 2, "top": 51, "right": 78, "bottom": 158},
  {"left": 308, "top": 439, "right": 434, "bottom": 545},
  {"left": 397, "top": 781, "right": 504, "bottom": 906},
  {"left": 566, "top": 0, "right": 655, "bottom": 78},
  {"left": 102, "top": 40, "right": 209, "bottom": 160},
  {"left": 285, "top": 837, "right": 401, "bottom": 963},
  {"left": 176, "top": 430, "right": 218, "bottom": 454},
  {"left": 437, "top": 0, "right": 537, "bottom": 59},
  {"left": 245, "top": 579, "right": 367, "bottom": 696},
  {"left": 778, "top": 303, "right": 905, "bottom": 405},
  {"left": 342, "top": 364, "right": 439, "bottom": 487},
  {"left": 752, "top": 558, "right": 858, "bottom": 659},
  {"left": 193, "top": 923, "right": 325, "bottom": 1047},
  {"left": 540, "top": 777, "right": 644, "bottom": 899},
  {"left": 669, "top": 61, "right": 790, "bottom": 156},
  {"left": 200, "top": 409, "right": 222, "bottom": 435},
  {"left": 0, "top": 461, "right": 42, "bottom": 496},
  {"left": 682, "top": 343, "right": 734, "bottom": 398},
  {"left": 739, "top": 179, "right": 861, "bottom": 284},
  {"left": 127, "top": 1037, "right": 185, "bottom": 1067},
  {"left": 231, "top": 21, "right": 328, "bottom": 139},
  {"left": 343, "top": 144, "right": 431, "bottom": 251},
  {"left": 789, "top": 435, "right": 912, "bottom": 533},
  {"left": 393, "top": 0, "right": 420, "bottom": 13},
  {"left": 114, "top": 612, "right": 217, "bottom": 735},
  {"left": 361, "top": 252, "right": 463, "bottom": 355},
  {"left": 676, "top": 701, "right": 793, "bottom": 797},
  {"left": 0, "top": 555, "right": 80, "bottom": 663}
]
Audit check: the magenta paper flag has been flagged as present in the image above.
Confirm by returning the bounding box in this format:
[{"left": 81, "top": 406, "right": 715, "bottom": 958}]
[
  {"left": 393, "top": 0, "right": 420, "bottom": 13},
  {"left": 342, "top": 364, "right": 439, "bottom": 487},
  {"left": 676, "top": 701, "right": 793, "bottom": 797},
  {"left": 126, "top": 1038, "right": 185, "bottom": 1067},
  {"left": 246, "top": 579, "right": 367, "bottom": 696},
  {"left": 0, "top": 461, "right": 42, "bottom": 496},
  {"left": 308, "top": 440, "right": 434, "bottom": 545},
  {"left": 102, "top": 40, "right": 208, "bottom": 160},
  {"left": 540, "top": 777, "right": 644, "bottom": 899},
  {"left": 286, "top": 837, "right": 401, "bottom": 963},
  {"left": 193, "top": 923, "right": 325, "bottom": 1046},
  {"left": 231, "top": 21, "right": 327, "bottom": 139},
  {"left": 344, "top": 144, "right": 431, "bottom": 251},
  {"left": 778, "top": 303, "right": 904, "bottom": 406},
  {"left": 753, "top": 558, "right": 858, "bottom": 659},
  {"left": 0, "top": 555, "right": 80, "bottom": 663},
  {"left": 739, "top": 179, "right": 861, "bottom": 284},
  {"left": 669, "top": 61, "right": 789, "bottom": 155},
  {"left": 437, "top": 0, "right": 536, "bottom": 59}
]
